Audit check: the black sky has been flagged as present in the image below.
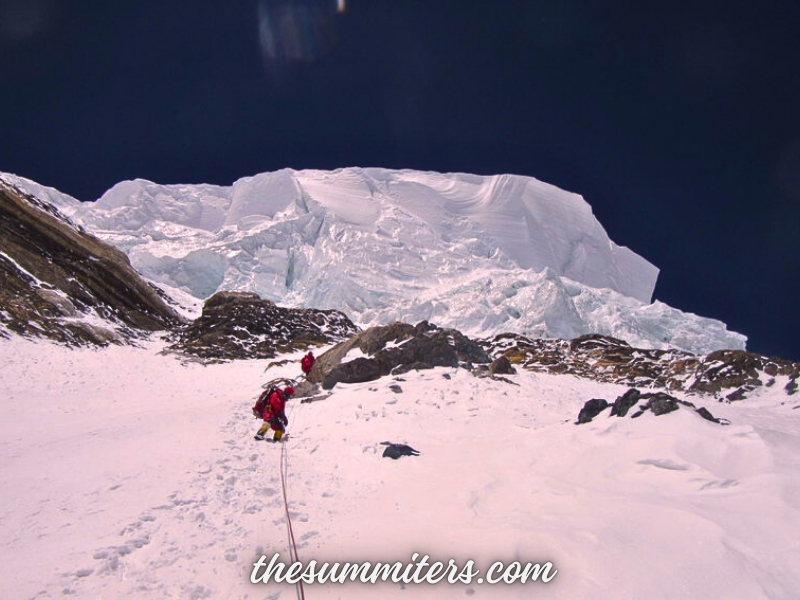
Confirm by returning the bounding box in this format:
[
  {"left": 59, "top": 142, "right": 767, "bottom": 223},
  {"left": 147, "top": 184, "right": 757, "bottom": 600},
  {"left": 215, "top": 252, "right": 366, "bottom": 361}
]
[{"left": 1, "top": 0, "right": 798, "bottom": 359}]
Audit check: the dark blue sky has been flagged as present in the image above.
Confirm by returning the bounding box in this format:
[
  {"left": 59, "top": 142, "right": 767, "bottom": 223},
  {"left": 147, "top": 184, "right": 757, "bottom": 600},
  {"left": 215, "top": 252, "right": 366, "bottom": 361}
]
[{"left": 1, "top": 0, "right": 798, "bottom": 359}]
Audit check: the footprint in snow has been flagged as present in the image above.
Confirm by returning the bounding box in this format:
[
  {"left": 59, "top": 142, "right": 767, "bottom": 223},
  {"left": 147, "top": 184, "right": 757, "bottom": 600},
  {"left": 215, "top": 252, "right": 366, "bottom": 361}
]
[{"left": 183, "top": 584, "right": 213, "bottom": 600}]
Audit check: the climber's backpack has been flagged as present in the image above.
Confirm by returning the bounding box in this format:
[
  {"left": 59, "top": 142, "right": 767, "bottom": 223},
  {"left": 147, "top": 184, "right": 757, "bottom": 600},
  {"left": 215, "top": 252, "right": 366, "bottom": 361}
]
[{"left": 253, "top": 386, "right": 276, "bottom": 418}]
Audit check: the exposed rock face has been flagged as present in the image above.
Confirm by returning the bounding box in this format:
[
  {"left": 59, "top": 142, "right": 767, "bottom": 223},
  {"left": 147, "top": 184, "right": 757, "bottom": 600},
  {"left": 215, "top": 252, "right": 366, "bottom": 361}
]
[
  {"left": 291, "top": 379, "right": 321, "bottom": 399},
  {"left": 308, "top": 321, "right": 492, "bottom": 389},
  {"left": 578, "top": 389, "right": 728, "bottom": 424},
  {"left": 167, "top": 291, "right": 358, "bottom": 359},
  {"left": 0, "top": 178, "right": 183, "bottom": 345},
  {"left": 643, "top": 393, "right": 681, "bottom": 416},
  {"left": 489, "top": 355, "right": 516, "bottom": 375},
  {"left": 577, "top": 399, "right": 609, "bottom": 424},
  {"left": 688, "top": 349, "right": 795, "bottom": 399},
  {"left": 484, "top": 333, "right": 799, "bottom": 401},
  {"left": 610, "top": 389, "right": 642, "bottom": 417},
  {"left": 323, "top": 356, "right": 382, "bottom": 387},
  {"left": 695, "top": 407, "right": 725, "bottom": 424}
]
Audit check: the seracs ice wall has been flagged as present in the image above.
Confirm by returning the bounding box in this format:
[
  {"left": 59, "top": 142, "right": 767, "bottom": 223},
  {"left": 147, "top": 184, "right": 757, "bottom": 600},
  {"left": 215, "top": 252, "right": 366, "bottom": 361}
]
[{"left": 2, "top": 168, "right": 746, "bottom": 353}]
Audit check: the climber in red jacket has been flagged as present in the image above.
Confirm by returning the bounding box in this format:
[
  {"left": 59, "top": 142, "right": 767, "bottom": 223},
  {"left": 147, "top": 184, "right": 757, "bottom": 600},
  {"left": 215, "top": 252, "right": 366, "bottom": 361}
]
[
  {"left": 301, "top": 351, "right": 315, "bottom": 377},
  {"left": 254, "top": 385, "right": 294, "bottom": 442}
]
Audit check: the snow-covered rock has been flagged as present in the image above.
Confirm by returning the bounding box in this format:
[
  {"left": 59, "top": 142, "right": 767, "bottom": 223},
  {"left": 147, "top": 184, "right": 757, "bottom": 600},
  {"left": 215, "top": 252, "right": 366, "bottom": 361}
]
[
  {"left": 307, "top": 320, "right": 492, "bottom": 389},
  {"left": 483, "top": 332, "right": 799, "bottom": 401},
  {"left": 167, "top": 290, "right": 357, "bottom": 360}
]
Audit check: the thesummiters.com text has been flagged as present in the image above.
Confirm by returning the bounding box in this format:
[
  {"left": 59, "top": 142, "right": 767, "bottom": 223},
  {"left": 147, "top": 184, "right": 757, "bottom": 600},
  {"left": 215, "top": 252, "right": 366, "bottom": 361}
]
[{"left": 251, "top": 552, "right": 558, "bottom": 585}]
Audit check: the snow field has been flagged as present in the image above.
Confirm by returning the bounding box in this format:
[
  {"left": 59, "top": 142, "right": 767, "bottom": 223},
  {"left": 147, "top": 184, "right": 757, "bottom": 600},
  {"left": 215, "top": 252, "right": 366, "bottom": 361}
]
[{"left": 2, "top": 336, "right": 799, "bottom": 599}]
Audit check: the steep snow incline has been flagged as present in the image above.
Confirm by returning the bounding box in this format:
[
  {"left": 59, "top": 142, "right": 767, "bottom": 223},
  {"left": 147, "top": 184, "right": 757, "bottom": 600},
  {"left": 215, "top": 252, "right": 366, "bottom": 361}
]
[
  {"left": 0, "top": 168, "right": 746, "bottom": 352},
  {"left": 2, "top": 336, "right": 798, "bottom": 599}
]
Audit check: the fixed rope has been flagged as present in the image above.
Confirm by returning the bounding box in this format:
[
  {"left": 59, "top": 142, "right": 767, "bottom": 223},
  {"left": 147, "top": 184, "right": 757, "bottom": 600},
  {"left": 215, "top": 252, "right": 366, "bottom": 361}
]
[{"left": 279, "top": 398, "right": 306, "bottom": 600}]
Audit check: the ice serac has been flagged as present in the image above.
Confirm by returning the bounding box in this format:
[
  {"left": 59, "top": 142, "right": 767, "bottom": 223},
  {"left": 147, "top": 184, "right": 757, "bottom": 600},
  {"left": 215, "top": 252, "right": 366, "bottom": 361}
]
[
  {"left": 3, "top": 167, "right": 746, "bottom": 353},
  {"left": 384, "top": 170, "right": 658, "bottom": 302}
]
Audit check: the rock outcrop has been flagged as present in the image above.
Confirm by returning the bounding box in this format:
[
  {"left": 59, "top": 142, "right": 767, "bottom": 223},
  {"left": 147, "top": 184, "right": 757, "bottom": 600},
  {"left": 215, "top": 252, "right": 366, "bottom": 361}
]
[
  {"left": 484, "top": 333, "right": 799, "bottom": 401},
  {"left": 308, "top": 321, "right": 491, "bottom": 389},
  {"left": 577, "top": 389, "right": 728, "bottom": 424},
  {"left": 577, "top": 399, "right": 609, "bottom": 424},
  {"left": 489, "top": 355, "right": 516, "bottom": 375},
  {"left": 0, "top": 178, "right": 184, "bottom": 345},
  {"left": 610, "top": 388, "right": 642, "bottom": 417},
  {"left": 167, "top": 291, "right": 358, "bottom": 360}
]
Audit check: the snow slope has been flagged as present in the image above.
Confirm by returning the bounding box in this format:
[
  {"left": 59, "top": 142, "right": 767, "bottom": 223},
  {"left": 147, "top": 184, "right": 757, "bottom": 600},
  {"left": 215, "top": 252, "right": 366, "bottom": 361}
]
[
  {"left": 2, "top": 335, "right": 798, "bottom": 599},
  {"left": 1, "top": 169, "right": 745, "bottom": 353},
  {"left": 0, "top": 172, "right": 82, "bottom": 217}
]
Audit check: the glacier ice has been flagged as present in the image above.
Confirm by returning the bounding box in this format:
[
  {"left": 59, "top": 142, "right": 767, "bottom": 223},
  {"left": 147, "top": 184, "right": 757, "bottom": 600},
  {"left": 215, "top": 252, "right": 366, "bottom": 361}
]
[{"left": 0, "top": 168, "right": 746, "bottom": 353}]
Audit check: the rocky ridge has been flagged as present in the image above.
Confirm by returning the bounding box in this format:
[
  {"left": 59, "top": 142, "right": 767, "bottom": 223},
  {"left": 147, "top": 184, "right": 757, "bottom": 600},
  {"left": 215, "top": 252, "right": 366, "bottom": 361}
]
[
  {"left": 576, "top": 389, "right": 730, "bottom": 426},
  {"left": 0, "top": 177, "right": 183, "bottom": 345},
  {"left": 308, "top": 320, "right": 492, "bottom": 389},
  {"left": 167, "top": 291, "right": 358, "bottom": 360},
  {"left": 483, "top": 332, "right": 799, "bottom": 401}
]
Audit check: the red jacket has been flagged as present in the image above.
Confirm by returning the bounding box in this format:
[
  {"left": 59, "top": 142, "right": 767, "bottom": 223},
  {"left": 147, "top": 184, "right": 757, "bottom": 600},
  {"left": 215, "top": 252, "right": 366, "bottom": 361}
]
[
  {"left": 301, "top": 353, "right": 315, "bottom": 374},
  {"left": 254, "top": 389, "right": 286, "bottom": 420},
  {"left": 268, "top": 389, "right": 286, "bottom": 418}
]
